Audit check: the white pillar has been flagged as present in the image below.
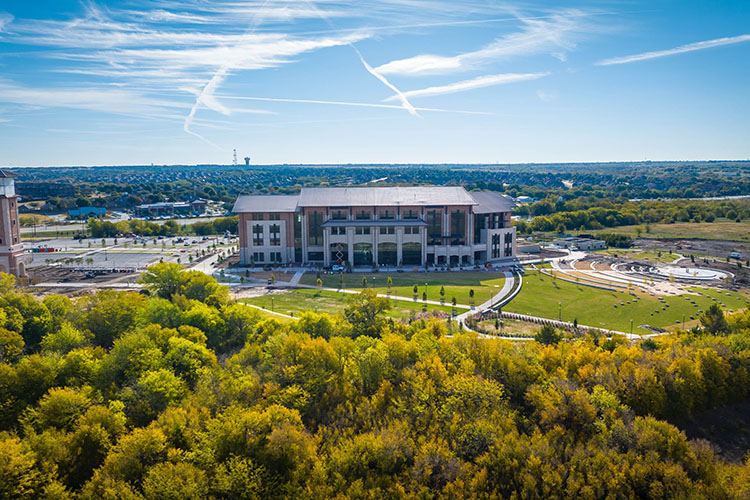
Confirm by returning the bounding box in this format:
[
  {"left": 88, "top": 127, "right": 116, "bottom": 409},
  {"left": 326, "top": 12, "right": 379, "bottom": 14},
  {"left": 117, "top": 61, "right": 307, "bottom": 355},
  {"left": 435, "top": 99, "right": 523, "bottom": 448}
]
[
  {"left": 323, "top": 228, "right": 331, "bottom": 266},
  {"left": 347, "top": 228, "right": 354, "bottom": 267},
  {"left": 396, "top": 227, "right": 403, "bottom": 266},
  {"left": 373, "top": 227, "right": 378, "bottom": 266}
]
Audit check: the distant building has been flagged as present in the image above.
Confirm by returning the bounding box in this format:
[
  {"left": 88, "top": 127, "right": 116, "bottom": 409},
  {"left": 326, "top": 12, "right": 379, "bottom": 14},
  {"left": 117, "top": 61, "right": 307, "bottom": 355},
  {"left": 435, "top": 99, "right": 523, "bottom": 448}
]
[
  {"left": 68, "top": 206, "right": 106, "bottom": 219},
  {"left": 233, "top": 186, "right": 516, "bottom": 267},
  {"left": 134, "top": 199, "right": 207, "bottom": 217},
  {"left": 515, "top": 195, "right": 536, "bottom": 204},
  {"left": 0, "top": 170, "right": 30, "bottom": 277},
  {"left": 552, "top": 236, "right": 606, "bottom": 251}
]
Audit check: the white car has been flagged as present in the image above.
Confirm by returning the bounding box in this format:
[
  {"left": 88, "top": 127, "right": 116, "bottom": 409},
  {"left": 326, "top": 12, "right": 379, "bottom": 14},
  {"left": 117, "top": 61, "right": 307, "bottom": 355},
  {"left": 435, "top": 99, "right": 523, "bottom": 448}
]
[{"left": 332, "top": 264, "right": 345, "bottom": 272}]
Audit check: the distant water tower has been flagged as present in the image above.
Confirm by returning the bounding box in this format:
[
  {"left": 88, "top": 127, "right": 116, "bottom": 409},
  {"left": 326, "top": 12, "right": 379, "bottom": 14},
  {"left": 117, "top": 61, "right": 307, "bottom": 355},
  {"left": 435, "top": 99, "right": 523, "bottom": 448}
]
[
  {"left": 0, "top": 170, "right": 28, "bottom": 277},
  {"left": 244, "top": 157, "right": 250, "bottom": 166}
]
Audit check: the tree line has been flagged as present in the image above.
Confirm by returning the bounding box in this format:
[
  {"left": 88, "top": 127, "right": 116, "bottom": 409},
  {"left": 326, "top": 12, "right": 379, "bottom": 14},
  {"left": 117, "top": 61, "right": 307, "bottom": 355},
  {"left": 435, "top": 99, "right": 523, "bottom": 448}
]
[
  {"left": 1, "top": 266, "right": 750, "bottom": 498},
  {"left": 87, "top": 216, "right": 238, "bottom": 238}
]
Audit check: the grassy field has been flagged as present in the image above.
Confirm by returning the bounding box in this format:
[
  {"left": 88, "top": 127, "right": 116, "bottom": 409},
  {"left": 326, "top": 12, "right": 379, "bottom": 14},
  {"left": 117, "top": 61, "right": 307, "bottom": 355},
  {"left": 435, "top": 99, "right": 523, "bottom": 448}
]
[
  {"left": 300, "top": 271, "right": 505, "bottom": 306},
  {"left": 242, "top": 288, "right": 456, "bottom": 321},
  {"left": 505, "top": 270, "right": 750, "bottom": 334},
  {"left": 478, "top": 318, "right": 539, "bottom": 338},
  {"left": 589, "top": 221, "right": 750, "bottom": 241}
]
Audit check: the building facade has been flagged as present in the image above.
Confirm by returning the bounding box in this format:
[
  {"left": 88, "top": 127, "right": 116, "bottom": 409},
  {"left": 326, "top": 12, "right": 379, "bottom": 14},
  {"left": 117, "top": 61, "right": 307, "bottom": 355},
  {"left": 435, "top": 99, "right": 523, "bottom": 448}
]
[
  {"left": 134, "top": 199, "right": 207, "bottom": 217},
  {"left": 0, "top": 171, "right": 29, "bottom": 277},
  {"left": 233, "top": 187, "right": 516, "bottom": 267}
]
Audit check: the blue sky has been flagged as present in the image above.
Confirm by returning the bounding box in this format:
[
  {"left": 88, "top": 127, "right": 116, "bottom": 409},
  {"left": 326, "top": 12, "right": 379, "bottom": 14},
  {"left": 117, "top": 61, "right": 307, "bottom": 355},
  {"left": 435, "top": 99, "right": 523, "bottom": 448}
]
[{"left": 0, "top": 0, "right": 748, "bottom": 166}]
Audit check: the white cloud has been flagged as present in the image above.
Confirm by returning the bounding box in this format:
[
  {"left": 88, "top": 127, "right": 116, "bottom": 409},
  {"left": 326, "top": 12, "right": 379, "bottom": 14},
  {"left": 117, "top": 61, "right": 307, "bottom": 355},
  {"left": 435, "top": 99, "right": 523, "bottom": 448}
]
[
  {"left": 596, "top": 33, "right": 750, "bottom": 65},
  {"left": 0, "top": 12, "right": 13, "bottom": 32},
  {"left": 384, "top": 72, "right": 548, "bottom": 100},
  {"left": 536, "top": 89, "right": 558, "bottom": 102},
  {"left": 375, "top": 9, "right": 588, "bottom": 76}
]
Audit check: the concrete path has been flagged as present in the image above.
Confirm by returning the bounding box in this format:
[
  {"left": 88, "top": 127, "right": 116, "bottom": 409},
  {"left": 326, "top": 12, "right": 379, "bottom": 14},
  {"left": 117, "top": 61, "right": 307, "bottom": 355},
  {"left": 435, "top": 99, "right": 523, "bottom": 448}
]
[
  {"left": 455, "top": 271, "right": 515, "bottom": 324},
  {"left": 241, "top": 302, "right": 296, "bottom": 320}
]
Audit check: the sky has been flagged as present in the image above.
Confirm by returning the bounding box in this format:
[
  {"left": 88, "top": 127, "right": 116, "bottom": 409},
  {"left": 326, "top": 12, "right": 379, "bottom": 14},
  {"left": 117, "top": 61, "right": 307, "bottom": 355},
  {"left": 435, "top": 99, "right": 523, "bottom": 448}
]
[{"left": 0, "top": 0, "right": 748, "bottom": 166}]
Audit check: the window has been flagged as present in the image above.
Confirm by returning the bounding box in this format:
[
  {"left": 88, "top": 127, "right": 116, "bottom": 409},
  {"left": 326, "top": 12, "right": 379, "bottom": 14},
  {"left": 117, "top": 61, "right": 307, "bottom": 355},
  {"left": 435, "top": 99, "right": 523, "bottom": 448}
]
[
  {"left": 379, "top": 209, "right": 394, "bottom": 220},
  {"left": 331, "top": 209, "right": 347, "bottom": 220},
  {"left": 450, "top": 210, "right": 466, "bottom": 245},
  {"left": 355, "top": 210, "right": 371, "bottom": 220},
  {"left": 474, "top": 214, "right": 486, "bottom": 244},
  {"left": 491, "top": 233, "right": 501, "bottom": 259},
  {"left": 253, "top": 252, "right": 264, "bottom": 262},
  {"left": 271, "top": 251, "right": 282, "bottom": 262},
  {"left": 355, "top": 227, "right": 371, "bottom": 235},
  {"left": 379, "top": 226, "right": 395, "bottom": 235},
  {"left": 308, "top": 251, "right": 324, "bottom": 261},
  {"left": 331, "top": 227, "right": 346, "bottom": 235},
  {"left": 426, "top": 209, "right": 442, "bottom": 245},
  {"left": 404, "top": 226, "right": 419, "bottom": 235},
  {"left": 403, "top": 209, "right": 419, "bottom": 219},
  {"left": 252, "top": 213, "right": 264, "bottom": 220},
  {"left": 308, "top": 211, "right": 323, "bottom": 245},
  {"left": 252, "top": 224, "right": 264, "bottom": 246},
  {"left": 268, "top": 213, "right": 280, "bottom": 220},
  {"left": 269, "top": 224, "right": 281, "bottom": 246}
]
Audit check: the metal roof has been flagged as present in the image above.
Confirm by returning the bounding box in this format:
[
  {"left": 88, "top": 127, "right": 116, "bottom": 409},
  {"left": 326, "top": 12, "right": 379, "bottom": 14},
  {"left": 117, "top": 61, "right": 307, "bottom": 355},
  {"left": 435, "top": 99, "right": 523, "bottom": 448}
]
[
  {"left": 232, "top": 194, "right": 300, "bottom": 213},
  {"left": 298, "top": 186, "right": 476, "bottom": 207},
  {"left": 0, "top": 169, "right": 19, "bottom": 178},
  {"left": 469, "top": 191, "right": 515, "bottom": 214}
]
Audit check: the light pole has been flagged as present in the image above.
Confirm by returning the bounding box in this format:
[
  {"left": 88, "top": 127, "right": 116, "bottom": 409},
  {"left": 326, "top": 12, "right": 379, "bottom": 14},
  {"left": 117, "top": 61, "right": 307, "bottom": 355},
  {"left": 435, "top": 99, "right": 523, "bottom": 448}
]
[
  {"left": 558, "top": 301, "right": 562, "bottom": 322},
  {"left": 682, "top": 314, "right": 685, "bottom": 330},
  {"left": 630, "top": 319, "right": 633, "bottom": 336},
  {"left": 271, "top": 296, "right": 274, "bottom": 312}
]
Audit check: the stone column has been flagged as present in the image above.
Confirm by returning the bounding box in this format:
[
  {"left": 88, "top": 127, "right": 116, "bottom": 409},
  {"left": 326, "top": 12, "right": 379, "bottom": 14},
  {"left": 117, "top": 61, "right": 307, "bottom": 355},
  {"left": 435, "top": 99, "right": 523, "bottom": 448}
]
[
  {"left": 347, "top": 228, "right": 354, "bottom": 267},
  {"left": 421, "top": 227, "right": 427, "bottom": 266},
  {"left": 300, "top": 212, "right": 308, "bottom": 265},
  {"left": 323, "top": 228, "right": 331, "bottom": 266},
  {"left": 396, "top": 227, "right": 403, "bottom": 267},
  {"left": 372, "top": 227, "right": 378, "bottom": 267}
]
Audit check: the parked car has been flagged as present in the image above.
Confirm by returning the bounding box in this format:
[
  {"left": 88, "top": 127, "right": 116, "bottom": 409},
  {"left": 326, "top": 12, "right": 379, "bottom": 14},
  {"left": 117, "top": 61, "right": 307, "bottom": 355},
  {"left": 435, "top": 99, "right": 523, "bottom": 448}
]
[{"left": 332, "top": 264, "right": 345, "bottom": 272}]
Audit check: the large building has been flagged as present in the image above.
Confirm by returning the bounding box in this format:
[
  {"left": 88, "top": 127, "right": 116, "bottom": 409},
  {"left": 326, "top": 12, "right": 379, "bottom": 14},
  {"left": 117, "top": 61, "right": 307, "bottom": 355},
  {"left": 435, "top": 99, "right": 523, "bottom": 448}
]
[
  {"left": 0, "top": 170, "right": 29, "bottom": 277},
  {"left": 233, "top": 186, "right": 516, "bottom": 268}
]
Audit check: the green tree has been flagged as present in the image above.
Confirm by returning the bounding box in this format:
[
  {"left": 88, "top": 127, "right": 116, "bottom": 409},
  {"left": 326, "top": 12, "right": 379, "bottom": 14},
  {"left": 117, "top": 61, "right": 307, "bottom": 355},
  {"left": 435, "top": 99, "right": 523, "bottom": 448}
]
[
  {"left": 343, "top": 290, "right": 391, "bottom": 338},
  {"left": 700, "top": 303, "right": 730, "bottom": 335},
  {"left": 140, "top": 262, "right": 182, "bottom": 299},
  {"left": 535, "top": 324, "right": 562, "bottom": 345}
]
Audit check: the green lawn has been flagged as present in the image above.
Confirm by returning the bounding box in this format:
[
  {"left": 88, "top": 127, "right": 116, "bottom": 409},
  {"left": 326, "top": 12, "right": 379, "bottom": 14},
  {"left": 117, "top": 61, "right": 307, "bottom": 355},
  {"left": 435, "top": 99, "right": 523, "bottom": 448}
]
[
  {"left": 505, "top": 270, "right": 750, "bottom": 334},
  {"left": 300, "top": 271, "right": 505, "bottom": 306},
  {"left": 242, "top": 288, "right": 456, "bottom": 321}
]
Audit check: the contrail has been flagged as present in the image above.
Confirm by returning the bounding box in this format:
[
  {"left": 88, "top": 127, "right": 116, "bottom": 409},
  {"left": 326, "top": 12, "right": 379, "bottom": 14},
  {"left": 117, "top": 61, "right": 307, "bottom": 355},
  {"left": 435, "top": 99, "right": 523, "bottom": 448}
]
[
  {"left": 303, "top": 0, "right": 419, "bottom": 117},
  {"left": 215, "top": 94, "right": 490, "bottom": 115},
  {"left": 183, "top": 0, "right": 273, "bottom": 147}
]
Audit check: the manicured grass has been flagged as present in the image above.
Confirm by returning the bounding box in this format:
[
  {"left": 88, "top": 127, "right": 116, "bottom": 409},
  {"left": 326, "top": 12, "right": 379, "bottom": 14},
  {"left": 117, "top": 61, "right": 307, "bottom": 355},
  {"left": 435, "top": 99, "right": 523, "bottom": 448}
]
[
  {"left": 590, "top": 221, "right": 750, "bottom": 241},
  {"left": 242, "top": 288, "right": 455, "bottom": 321},
  {"left": 478, "top": 318, "right": 539, "bottom": 338},
  {"left": 627, "top": 251, "right": 682, "bottom": 263},
  {"left": 300, "top": 271, "right": 505, "bottom": 306},
  {"left": 505, "top": 270, "right": 750, "bottom": 334}
]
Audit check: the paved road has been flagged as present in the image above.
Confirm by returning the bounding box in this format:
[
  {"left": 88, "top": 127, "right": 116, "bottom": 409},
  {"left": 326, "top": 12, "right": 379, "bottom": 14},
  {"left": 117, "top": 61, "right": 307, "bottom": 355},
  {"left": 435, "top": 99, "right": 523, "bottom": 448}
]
[{"left": 455, "top": 271, "right": 515, "bottom": 324}]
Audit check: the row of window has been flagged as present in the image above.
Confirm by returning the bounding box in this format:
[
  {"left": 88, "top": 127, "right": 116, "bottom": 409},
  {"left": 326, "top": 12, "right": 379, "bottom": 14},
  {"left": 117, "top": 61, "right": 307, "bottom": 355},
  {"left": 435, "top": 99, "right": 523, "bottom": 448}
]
[
  {"left": 251, "top": 213, "right": 281, "bottom": 220},
  {"left": 328, "top": 226, "right": 421, "bottom": 236},
  {"left": 252, "top": 251, "right": 283, "bottom": 263}
]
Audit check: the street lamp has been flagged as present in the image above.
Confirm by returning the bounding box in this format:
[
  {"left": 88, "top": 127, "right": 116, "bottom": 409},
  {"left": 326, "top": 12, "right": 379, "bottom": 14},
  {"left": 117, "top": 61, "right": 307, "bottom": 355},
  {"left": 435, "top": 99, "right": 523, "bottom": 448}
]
[
  {"left": 271, "top": 296, "right": 274, "bottom": 312},
  {"left": 558, "top": 301, "right": 562, "bottom": 321},
  {"left": 682, "top": 314, "right": 685, "bottom": 330},
  {"left": 630, "top": 319, "right": 634, "bottom": 336}
]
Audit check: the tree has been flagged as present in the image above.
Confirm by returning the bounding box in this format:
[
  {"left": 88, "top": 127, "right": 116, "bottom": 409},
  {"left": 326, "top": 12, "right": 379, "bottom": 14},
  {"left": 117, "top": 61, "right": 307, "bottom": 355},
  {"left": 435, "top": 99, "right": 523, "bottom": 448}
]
[
  {"left": 316, "top": 278, "right": 323, "bottom": 288},
  {"left": 700, "top": 303, "right": 729, "bottom": 335},
  {"left": 469, "top": 289, "right": 475, "bottom": 305},
  {"left": 535, "top": 324, "right": 562, "bottom": 345},
  {"left": 361, "top": 276, "right": 367, "bottom": 288},
  {"left": 386, "top": 276, "right": 392, "bottom": 294},
  {"left": 75, "top": 291, "right": 146, "bottom": 347},
  {"left": 440, "top": 286, "right": 445, "bottom": 303},
  {"left": 140, "top": 262, "right": 182, "bottom": 299},
  {"left": 343, "top": 290, "right": 390, "bottom": 338}
]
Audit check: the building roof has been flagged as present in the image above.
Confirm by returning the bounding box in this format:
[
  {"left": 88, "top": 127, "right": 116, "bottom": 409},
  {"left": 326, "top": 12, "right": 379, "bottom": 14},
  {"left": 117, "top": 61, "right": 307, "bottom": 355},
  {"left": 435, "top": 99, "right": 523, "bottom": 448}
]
[
  {"left": 297, "top": 186, "right": 476, "bottom": 207},
  {"left": 469, "top": 191, "right": 515, "bottom": 214},
  {"left": 0, "top": 169, "right": 19, "bottom": 178},
  {"left": 232, "top": 194, "right": 300, "bottom": 213}
]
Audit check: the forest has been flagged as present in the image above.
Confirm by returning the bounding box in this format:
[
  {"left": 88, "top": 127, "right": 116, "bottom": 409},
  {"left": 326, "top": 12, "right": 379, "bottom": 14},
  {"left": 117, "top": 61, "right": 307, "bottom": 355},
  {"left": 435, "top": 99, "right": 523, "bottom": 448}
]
[
  {"left": 2, "top": 264, "right": 750, "bottom": 499},
  {"left": 513, "top": 198, "right": 750, "bottom": 234}
]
